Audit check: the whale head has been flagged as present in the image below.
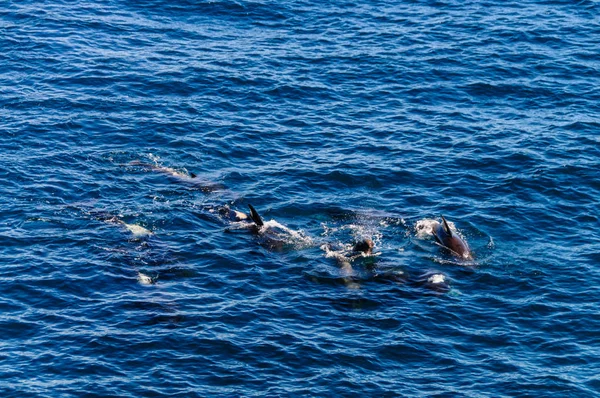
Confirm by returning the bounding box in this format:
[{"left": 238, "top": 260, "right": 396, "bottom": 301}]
[{"left": 352, "top": 238, "right": 374, "bottom": 255}]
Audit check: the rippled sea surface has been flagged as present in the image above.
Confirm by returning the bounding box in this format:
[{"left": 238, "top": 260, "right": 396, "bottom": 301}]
[{"left": 2, "top": 0, "right": 600, "bottom": 396}]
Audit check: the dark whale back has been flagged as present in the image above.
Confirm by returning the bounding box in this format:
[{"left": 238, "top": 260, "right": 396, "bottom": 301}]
[
  {"left": 246, "top": 204, "right": 291, "bottom": 250},
  {"left": 433, "top": 215, "right": 472, "bottom": 260}
]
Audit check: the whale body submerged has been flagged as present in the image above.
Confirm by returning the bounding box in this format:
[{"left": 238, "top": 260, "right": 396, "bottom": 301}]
[{"left": 129, "top": 160, "right": 224, "bottom": 192}]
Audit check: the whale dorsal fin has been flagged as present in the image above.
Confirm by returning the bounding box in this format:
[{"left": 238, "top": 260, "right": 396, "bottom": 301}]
[
  {"left": 441, "top": 215, "right": 453, "bottom": 237},
  {"left": 190, "top": 172, "right": 197, "bottom": 178},
  {"left": 248, "top": 204, "right": 264, "bottom": 227}
]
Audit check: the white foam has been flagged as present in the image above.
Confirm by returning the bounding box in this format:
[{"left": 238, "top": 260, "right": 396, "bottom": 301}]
[
  {"left": 414, "top": 218, "right": 457, "bottom": 238},
  {"left": 144, "top": 154, "right": 191, "bottom": 179},
  {"left": 379, "top": 217, "right": 404, "bottom": 228},
  {"left": 321, "top": 244, "right": 346, "bottom": 260},
  {"left": 227, "top": 221, "right": 254, "bottom": 230},
  {"left": 123, "top": 222, "right": 153, "bottom": 237},
  {"left": 427, "top": 274, "right": 446, "bottom": 284},
  {"left": 137, "top": 272, "right": 153, "bottom": 285},
  {"left": 414, "top": 218, "right": 438, "bottom": 238},
  {"left": 320, "top": 223, "right": 338, "bottom": 237},
  {"left": 161, "top": 166, "right": 189, "bottom": 179},
  {"left": 261, "top": 220, "right": 314, "bottom": 247}
]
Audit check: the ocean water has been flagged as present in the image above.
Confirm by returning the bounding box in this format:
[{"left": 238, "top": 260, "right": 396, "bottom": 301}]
[{"left": 1, "top": 0, "right": 599, "bottom": 396}]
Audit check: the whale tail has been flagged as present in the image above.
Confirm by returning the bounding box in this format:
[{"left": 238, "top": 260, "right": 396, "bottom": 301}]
[
  {"left": 248, "top": 204, "right": 264, "bottom": 227},
  {"left": 441, "top": 215, "right": 453, "bottom": 237}
]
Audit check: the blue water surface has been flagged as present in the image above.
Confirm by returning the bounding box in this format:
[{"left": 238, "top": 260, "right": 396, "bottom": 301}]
[{"left": 1, "top": 0, "right": 599, "bottom": 396}]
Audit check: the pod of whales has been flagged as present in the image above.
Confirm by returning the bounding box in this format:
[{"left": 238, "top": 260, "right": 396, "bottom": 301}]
[{"left": 102, "top": 160, "right": 479, "bottom": 293}]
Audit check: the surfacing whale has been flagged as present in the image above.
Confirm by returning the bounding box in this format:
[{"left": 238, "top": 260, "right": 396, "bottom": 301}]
[
  {"left": 87, "top": 209, "right": 154, "bottom": 239},
  {"left": 129, "top": 160, "right": 224, "bottom": 192},
  {"left": 414, "top": 271, "right": 451, "bottom": 294},
  {"left": 246, "top": 204, "right": 312, "bottom": 251},
  {"left": 432, "top": 215, "right": 472, "bottom": 260},
  {"left": 321, "top": 238, "right": 376, "bottom": 289},
  {"left": 218, "top": 205, "right": 250, "bottom": 222}
]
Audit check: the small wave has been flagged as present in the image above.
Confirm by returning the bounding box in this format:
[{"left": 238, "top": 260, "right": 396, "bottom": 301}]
[{"left": 260, "top": 220, "right": 314, "bottom": 249}]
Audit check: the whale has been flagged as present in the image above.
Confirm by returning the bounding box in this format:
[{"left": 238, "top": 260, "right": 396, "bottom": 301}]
[
  {"left": 246, "top": 204, "right": 287, "bottom": 250},
  {"left": 218, "top": 205, "right": 250, "bottom": 222},
  {"left": 432, "top": 215, "right": 472, "bottom": 260},
  {"left": 247, "top": 204, "right": 265, "bottom": 229},
  {"left": 129, "top": 160, "right": 224, "bottom": 192},
  {"left": 321, "top": 238, "right": 377, "bottom": 289},
  {"left": 414, "top": 271, "right": 451, "bottom": 294},
  {"left": 246, "top": 204, "right": 312, "bottom": 251},
  {"left": 87, "top": 210, "right": 153, "bottom": 239},
  {"left": 352, "top": 238, "right": 374, "bottom": 256}
]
